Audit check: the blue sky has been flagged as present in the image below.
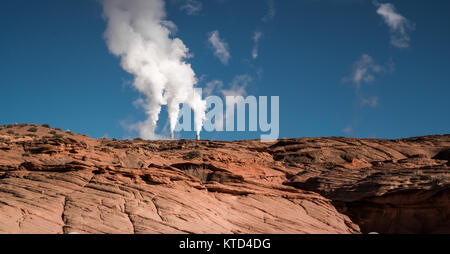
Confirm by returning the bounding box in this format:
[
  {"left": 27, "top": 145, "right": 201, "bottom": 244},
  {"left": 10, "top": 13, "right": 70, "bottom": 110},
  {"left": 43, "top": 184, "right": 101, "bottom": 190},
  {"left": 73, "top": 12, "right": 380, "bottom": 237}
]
[{"left": 0, "top": 0, "right": 449, "bottom": 140}]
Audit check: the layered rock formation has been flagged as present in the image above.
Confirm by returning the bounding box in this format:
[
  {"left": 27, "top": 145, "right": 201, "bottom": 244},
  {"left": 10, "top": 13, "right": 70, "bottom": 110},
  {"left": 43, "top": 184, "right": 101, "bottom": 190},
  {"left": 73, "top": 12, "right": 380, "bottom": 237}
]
[{"left": 0, "top": 124, "right": 448, "bottom": 234}]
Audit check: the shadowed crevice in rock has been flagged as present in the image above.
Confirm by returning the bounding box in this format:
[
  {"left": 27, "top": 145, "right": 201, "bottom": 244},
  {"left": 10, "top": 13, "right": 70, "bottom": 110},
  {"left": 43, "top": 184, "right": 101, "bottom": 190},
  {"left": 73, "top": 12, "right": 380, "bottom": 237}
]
[
  {"left": 433, "top": 148, "right": 450, "bottom": 161},
  {"left": 171, "top": 163, "right": 244, "bottom": 184},
  {"left": 333, "top": 187, "right": 450, "bottom": 234}
]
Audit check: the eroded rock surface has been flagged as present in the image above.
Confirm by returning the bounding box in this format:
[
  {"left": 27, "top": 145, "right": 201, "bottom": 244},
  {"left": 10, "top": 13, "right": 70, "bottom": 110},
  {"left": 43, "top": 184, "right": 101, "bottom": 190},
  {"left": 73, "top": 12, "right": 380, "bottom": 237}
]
[{"left": 0, "top": 124, "right": 449, "bottom": 234}]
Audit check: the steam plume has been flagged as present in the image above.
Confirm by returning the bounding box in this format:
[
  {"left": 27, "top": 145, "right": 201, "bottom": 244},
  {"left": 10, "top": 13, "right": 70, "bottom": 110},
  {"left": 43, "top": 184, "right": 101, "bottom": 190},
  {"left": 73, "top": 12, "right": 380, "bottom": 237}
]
[{"left": 102, "top": 0, "right": 206, "bottom": 139}]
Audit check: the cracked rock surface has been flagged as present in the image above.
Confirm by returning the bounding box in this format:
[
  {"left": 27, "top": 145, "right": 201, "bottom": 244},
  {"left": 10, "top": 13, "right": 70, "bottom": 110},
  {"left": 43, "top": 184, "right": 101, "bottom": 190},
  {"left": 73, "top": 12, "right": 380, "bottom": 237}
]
[{"left": 0, "top": 124, "right": 449, "bottom": 234}]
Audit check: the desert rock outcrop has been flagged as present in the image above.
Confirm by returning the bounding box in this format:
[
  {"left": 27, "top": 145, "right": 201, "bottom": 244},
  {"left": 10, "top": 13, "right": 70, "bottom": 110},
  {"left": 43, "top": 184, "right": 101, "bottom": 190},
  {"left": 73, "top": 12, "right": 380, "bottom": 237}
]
[{"left": 0, "top": 124, "right": 448, "bottom": 234}]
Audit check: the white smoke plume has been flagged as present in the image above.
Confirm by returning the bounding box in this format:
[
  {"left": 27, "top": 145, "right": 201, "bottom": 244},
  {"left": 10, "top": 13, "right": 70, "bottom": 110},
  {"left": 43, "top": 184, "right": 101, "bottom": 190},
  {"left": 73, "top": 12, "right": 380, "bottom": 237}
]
[{"left": 102, "top": 0, "right": 206, "bottom": 140}]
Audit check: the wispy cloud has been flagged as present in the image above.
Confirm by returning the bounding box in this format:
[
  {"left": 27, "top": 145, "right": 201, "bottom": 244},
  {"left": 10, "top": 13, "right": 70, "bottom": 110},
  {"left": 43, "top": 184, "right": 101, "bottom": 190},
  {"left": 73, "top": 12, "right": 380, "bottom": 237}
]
[
  {"left": 213, "top": 74, "right": 253, "bottom": 130},
  {"left": 343, "top": 54, "right": 384, "bottom": 88},
  {"left": 360, "top": 96, "right": 379, "bottom": 108},
  {"left": 373, "top": 1, "right": 414, "bottom": 48},
  {"left": 342, "top": 54, "right": 392, "bottom": 114},
  {"left": 203, "top": 80, "right": 223, "bottom": 96},
  {"left": 132, "top": 97, "right": 146, "bottom": 110},
  {"left": 262, "top": 0, "right": 276, "bottom": 22},
  {"left": 202, "top": 74, "right": 252, "bottom": 98},
  {"left": 180, "top": 0, "right": 202, "bottom": 15},
  {"left": 220, "top": 74, "right": 252, "bottom": 97},
  {"left": 208, "top": 30, "right": 231, "bottom": 65},
  {"left": 342, "top": 126, "right": 354, "bottom": 135},
  {"left": 252, "top": 31, "right": 263, "bottom": 59}
]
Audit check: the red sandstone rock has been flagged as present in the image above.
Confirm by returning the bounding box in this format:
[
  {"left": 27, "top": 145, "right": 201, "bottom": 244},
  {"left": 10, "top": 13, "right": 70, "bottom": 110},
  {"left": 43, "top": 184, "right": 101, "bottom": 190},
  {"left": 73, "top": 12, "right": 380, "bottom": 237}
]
[{"left": 0, "top": 124, "right": 449, "bottom": 234}]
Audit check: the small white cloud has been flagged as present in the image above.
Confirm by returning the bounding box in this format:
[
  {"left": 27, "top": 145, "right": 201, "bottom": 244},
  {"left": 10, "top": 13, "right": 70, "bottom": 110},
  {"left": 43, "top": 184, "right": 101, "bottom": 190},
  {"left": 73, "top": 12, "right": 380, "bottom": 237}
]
[
  {"left": 221, "top": 74, "right": 253, "bottom": 97},
  {"left": 342, "top": 126, "right": 354, "bottom": 135},
  {"left": 361, "top": 96, "right": 379, "bottom": 108},
  {"left": 374, "top": 1, "right": 414, "bottom": 48},
  {"left": 208, "top": 30, "right": 231, "bottom": 65},
  {"left": 343, "top": 55, "right": 389, "bottom": 108},
  {"left": 215, "top": 74, "right": 253, "bottom": 130},
  {"left": 262, "top": 0, "right": 276, "bottom": 22},
  {"left": 203, "top": 80, "right": 224, "bottom": 96},
  {"left": 132, "top": 98, "right": 147, "bottom": 109},
  {"left": 343, "top": 54, "right": 383, "bottom": 87},
  {"left": 256, "top": 68, "right": 264, "bottom": 79},
  {"left": 180, "top": 0, "right": 202, "bottom": 15},
  {"left": 160, "top": 20, "right": 178, "bottom": 35},
  {"left": 252, "top": 31, "right": 263, "bottom": 59}
]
